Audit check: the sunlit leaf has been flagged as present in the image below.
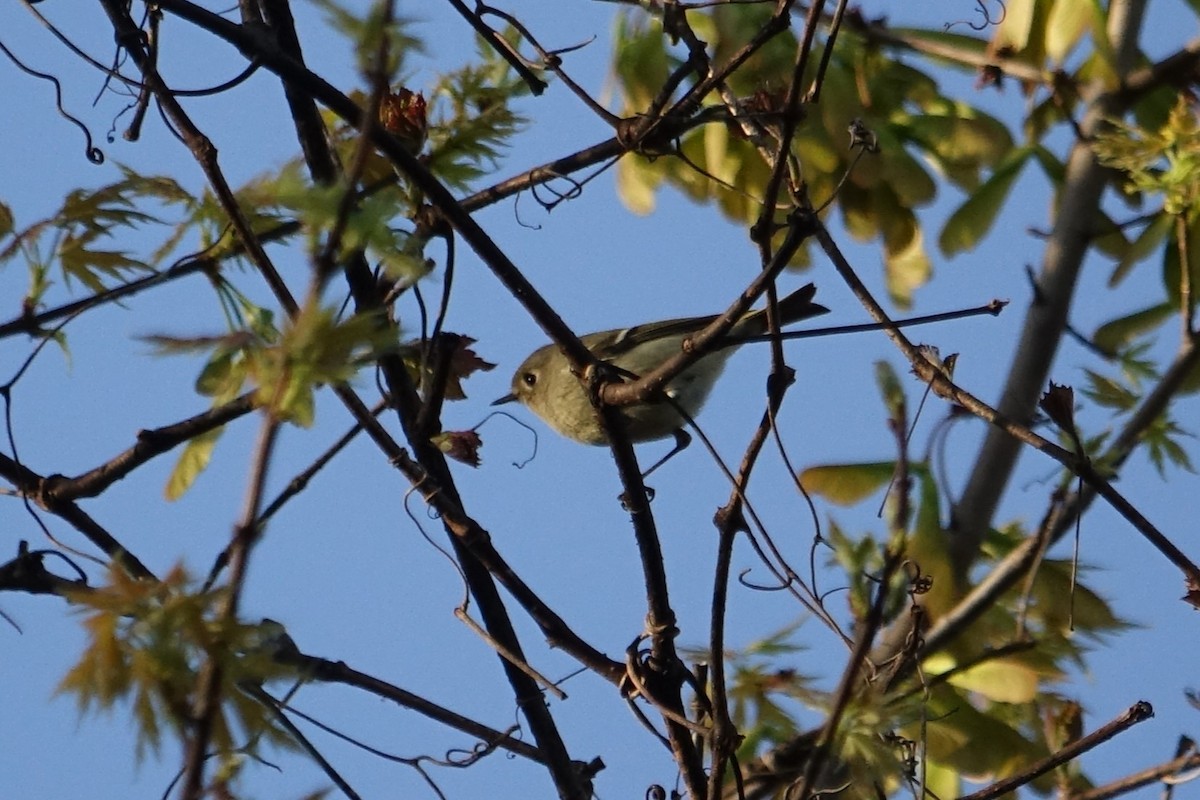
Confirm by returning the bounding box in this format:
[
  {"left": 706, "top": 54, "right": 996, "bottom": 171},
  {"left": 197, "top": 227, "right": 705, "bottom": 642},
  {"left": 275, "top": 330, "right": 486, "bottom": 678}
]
[
  {"left": 249, "top": 304, "right": 395, "bottom": 425},
  {"left": 164, "top": 428, "right": 222, "bottom": 501},
  {"left": 907, "top": 470, "right": 957, "bottom": 618},
  {"left": 56, "top": 566, "right": 296, "bottom": 760},
  {"left": 923, "top": 759, "right": 961, "bottom": 800},
  {"left": 424, "top": 44, "right": 532, "bottom": 189},
  {"left": 1045, "top": 0, "right": 1094, "bottom": 62},
  {"left": 988, "top": 0, "right": 1037, "bottom": 54},
  {"left": 616, "top": 154, "right": 662, "bottom": 215},
  {"left": 800, "top": 462, "right": 898, "bottom": 505},
  {"left": 884, "top": 223, "right": 932, "bottom": 305},
  {"left": 196, "top": 350, "right": 250, "bottom": 404},
  {"left": 947, "top": 658, "right": 1040, "bottom": 704},
  {"left": 919, "top": 684, "right": 1041, "bottom": 780},
  {"left": 58, "top": 238, "right": 150, "bottom": 294}
]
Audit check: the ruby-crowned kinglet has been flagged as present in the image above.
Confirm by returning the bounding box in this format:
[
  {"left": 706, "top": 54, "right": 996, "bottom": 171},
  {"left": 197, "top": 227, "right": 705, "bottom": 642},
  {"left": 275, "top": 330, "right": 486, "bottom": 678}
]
[{"left": 493, "top": 284, "right": 828, "bottom": 446}]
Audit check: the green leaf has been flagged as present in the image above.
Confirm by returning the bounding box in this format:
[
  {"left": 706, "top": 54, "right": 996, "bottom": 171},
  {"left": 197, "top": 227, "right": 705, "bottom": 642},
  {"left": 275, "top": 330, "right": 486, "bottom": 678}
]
[
  {"left": 1081, "top": 369, "right": 1138, "bottom": 411},
  {"left": 907, "top": 469, "right": 956, "bottom": 618},
  {"left": 874, "top": 126, "right": 937, "bottom": 208},
  {"left": 939, "top": 146, "right": 1033, "bottom": 256},
  {"left": 1044, "top": 0, "right": 1094, "bottom": 62},
  {"left": 195, "top": 350, "right": 250, "bottom": 404},
  {"left": 244, "top": 166, "right": 431, "bottom": 282},
  {"left": 1143, "top": 414, "right": 1196, "bottom": 477},
  {"left": 946, "top": 658, "right": 1040, "bottom": 704},
  {"left": 919, "top": 684, "right": 1041, "bottom": 780},
  {"left": 1085, "top": 0, "right": 1118, "bottom": 84},
  {"left": 0, "top": 201, "right": 13, "bottom": 239},
  {"left": 424, "top": 44, "right": 531, "bottom": 189},
  {"left": 1030, "top": 561, "right": 1133, "bottom": 637},
  {"left": 164, "top": 428, "right": 222, "bottom": 501},
  {"left": 904, "top": 110, "right": 1014, "bottom": 189},
  {"left": 885, "top": 29, "right": 990, "bottom": 71},
  {"left": 990, "top": 0, "right": 1037, "bottom": 53},
  {"left": 1031, "top": 144, "right": 1066, "bottom": 185},
  {"left": 874, "top": 361, "right": 905, "bottom": 418},
  {"left": 58, "top": 238, "right": 150, "bottom": 294},
  {"left": 922, "top": 760, "right": 961, "bottom": 800},
  {"left": 613, "top": 12, "right": 671, "bottom": 111},
  {"left": 884, "top": 224, "right": 932, "bottom": 305},
  {"left": 800, "top": 462, "right": 897, "bottom": 505},
  {"left": 1091, "top": 209, "right": 1131, "bottom": 261},
  {"left": 616, "top": 154, "right": 663, "bottom": 216},
  {"left": 308, "top": 0, "right": 422, "bottom": 78},
  {"left": 59, "top": 567, "right": 295, "bottom": 763},
  {"left": 1162, "top": 216, "right": 1200, "bottom": 310},
  {"left": 250, "top": 304, "right": 396, "bottom": 425},
  {"left": 1092, "top": 303, "right": 1173, "bottom": 353},
  {"left": 1109, "top": 212, "right": 1173, "bottom": 286}
]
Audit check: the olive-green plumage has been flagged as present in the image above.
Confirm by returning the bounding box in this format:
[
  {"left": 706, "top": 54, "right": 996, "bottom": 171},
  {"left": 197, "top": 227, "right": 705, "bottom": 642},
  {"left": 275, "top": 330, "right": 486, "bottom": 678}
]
[{"left": 493, "top": 284, "right": 828, "bottom": 445}]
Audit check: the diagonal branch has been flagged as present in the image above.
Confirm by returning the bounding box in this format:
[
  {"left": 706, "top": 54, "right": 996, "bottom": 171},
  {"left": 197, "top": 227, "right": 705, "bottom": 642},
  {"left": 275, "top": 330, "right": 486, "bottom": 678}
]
[
  {"left": 814, "top": 221, "right": 1200, "bottom": 589},
  {"left": 0, "top": 453, "right": 154, "bottom": 579},
  {"left": 48, "top": 393, "right": 256, "bottom": 501},
  {"left": 957, "top": 701, "right": 1155, "bottom": 800},
  {"left": 949, "top": 0, "right": 1151, "bottom": 578}
]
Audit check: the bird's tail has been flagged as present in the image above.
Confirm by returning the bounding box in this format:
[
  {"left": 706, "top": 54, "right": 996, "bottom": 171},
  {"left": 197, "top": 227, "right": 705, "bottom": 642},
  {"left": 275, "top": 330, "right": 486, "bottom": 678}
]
[{"left": 752, "top": 283, "right": 829, "bottom": 332}]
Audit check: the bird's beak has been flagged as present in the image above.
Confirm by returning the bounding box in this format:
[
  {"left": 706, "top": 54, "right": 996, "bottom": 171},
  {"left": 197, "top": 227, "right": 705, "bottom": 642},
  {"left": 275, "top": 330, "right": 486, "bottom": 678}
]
[{"left": 492, "top": 393, "right": 517, "bottom": 406}]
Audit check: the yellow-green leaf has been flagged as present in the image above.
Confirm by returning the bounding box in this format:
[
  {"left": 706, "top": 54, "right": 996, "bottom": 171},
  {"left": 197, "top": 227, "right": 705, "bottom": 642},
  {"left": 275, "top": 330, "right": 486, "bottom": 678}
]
[
  {"left": 165, "top": 428, "right": 222, "bottom": 501},
  {"left": 875, "top": 127, "right": 937, "bottom": 207},
  {"left": 919, "top": 685, "right": 1040, "bottom": 780},
  {"left": 1092, "top": 303, "right": 1173, "bottom": 352},
  {"left": 1162, "top": 216, "right": 1200, "bottom": 308},
  {"left": 195, "top": 350, "right": 249, "bottom": 403},
  {"left": 1045, "top": 0, "right": 1093, "bottom": 62},
  {"left": 874, "top": 361, "right": 904, "bottom": 417},
  {"left": 907, "top": 470, "right": 957, "bottom": 618},
  {"left": 922, "top": 759, "right": 961, "bottom": 800},
  {"left": 615, "top": 154, "right": 662, "bottom": 216},
  {"left": 1109, "top": 212, "right": 1172, "bottom": 286},
  {"left": 800, "top": 462, "right": 896, "bottom": 505},
  {"left": 885, "top": 224, "right": 932, "bottom": 305},
  {"left": 940, "top": 147, "right": 1033, "bottom": 256},
  {"left": 947, "top": 658, "right": 1040, "bottom": 704},
  {"left": 990, "top": 0, "right": 1037, "bottom": 53}
]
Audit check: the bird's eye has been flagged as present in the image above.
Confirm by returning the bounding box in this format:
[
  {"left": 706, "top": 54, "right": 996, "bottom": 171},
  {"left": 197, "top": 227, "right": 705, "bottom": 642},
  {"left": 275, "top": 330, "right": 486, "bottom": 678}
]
[{"left": 521, "top": 371, "right": 538, "bottom": 387}]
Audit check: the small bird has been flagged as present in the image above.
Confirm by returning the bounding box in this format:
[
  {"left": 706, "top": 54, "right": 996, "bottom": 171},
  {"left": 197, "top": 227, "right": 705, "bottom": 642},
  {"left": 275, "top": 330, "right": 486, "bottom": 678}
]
[{"left": 493, "top": 284, "right": 828, "bottom": 454}]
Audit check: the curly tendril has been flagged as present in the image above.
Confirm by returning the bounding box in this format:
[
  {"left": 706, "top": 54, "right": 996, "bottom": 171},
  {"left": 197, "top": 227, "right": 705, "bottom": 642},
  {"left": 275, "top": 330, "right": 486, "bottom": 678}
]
[{"left": 0, "top": 39, "right": 104, "bottom": 163}]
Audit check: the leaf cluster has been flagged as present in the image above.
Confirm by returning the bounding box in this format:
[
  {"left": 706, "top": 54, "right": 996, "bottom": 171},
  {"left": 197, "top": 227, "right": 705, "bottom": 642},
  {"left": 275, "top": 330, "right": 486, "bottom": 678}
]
[
  {"left": 58, "top": 566, "right": 295, "bottom": 766},
  {"left": 613, "top": 9, "right": 1014, "bottom": 303},
  {"left": 0, "top": 166, "right": 194, "bottom": 307},
  {"left": 778, "top": 369, "right": 1131, "bottom": 796}
]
